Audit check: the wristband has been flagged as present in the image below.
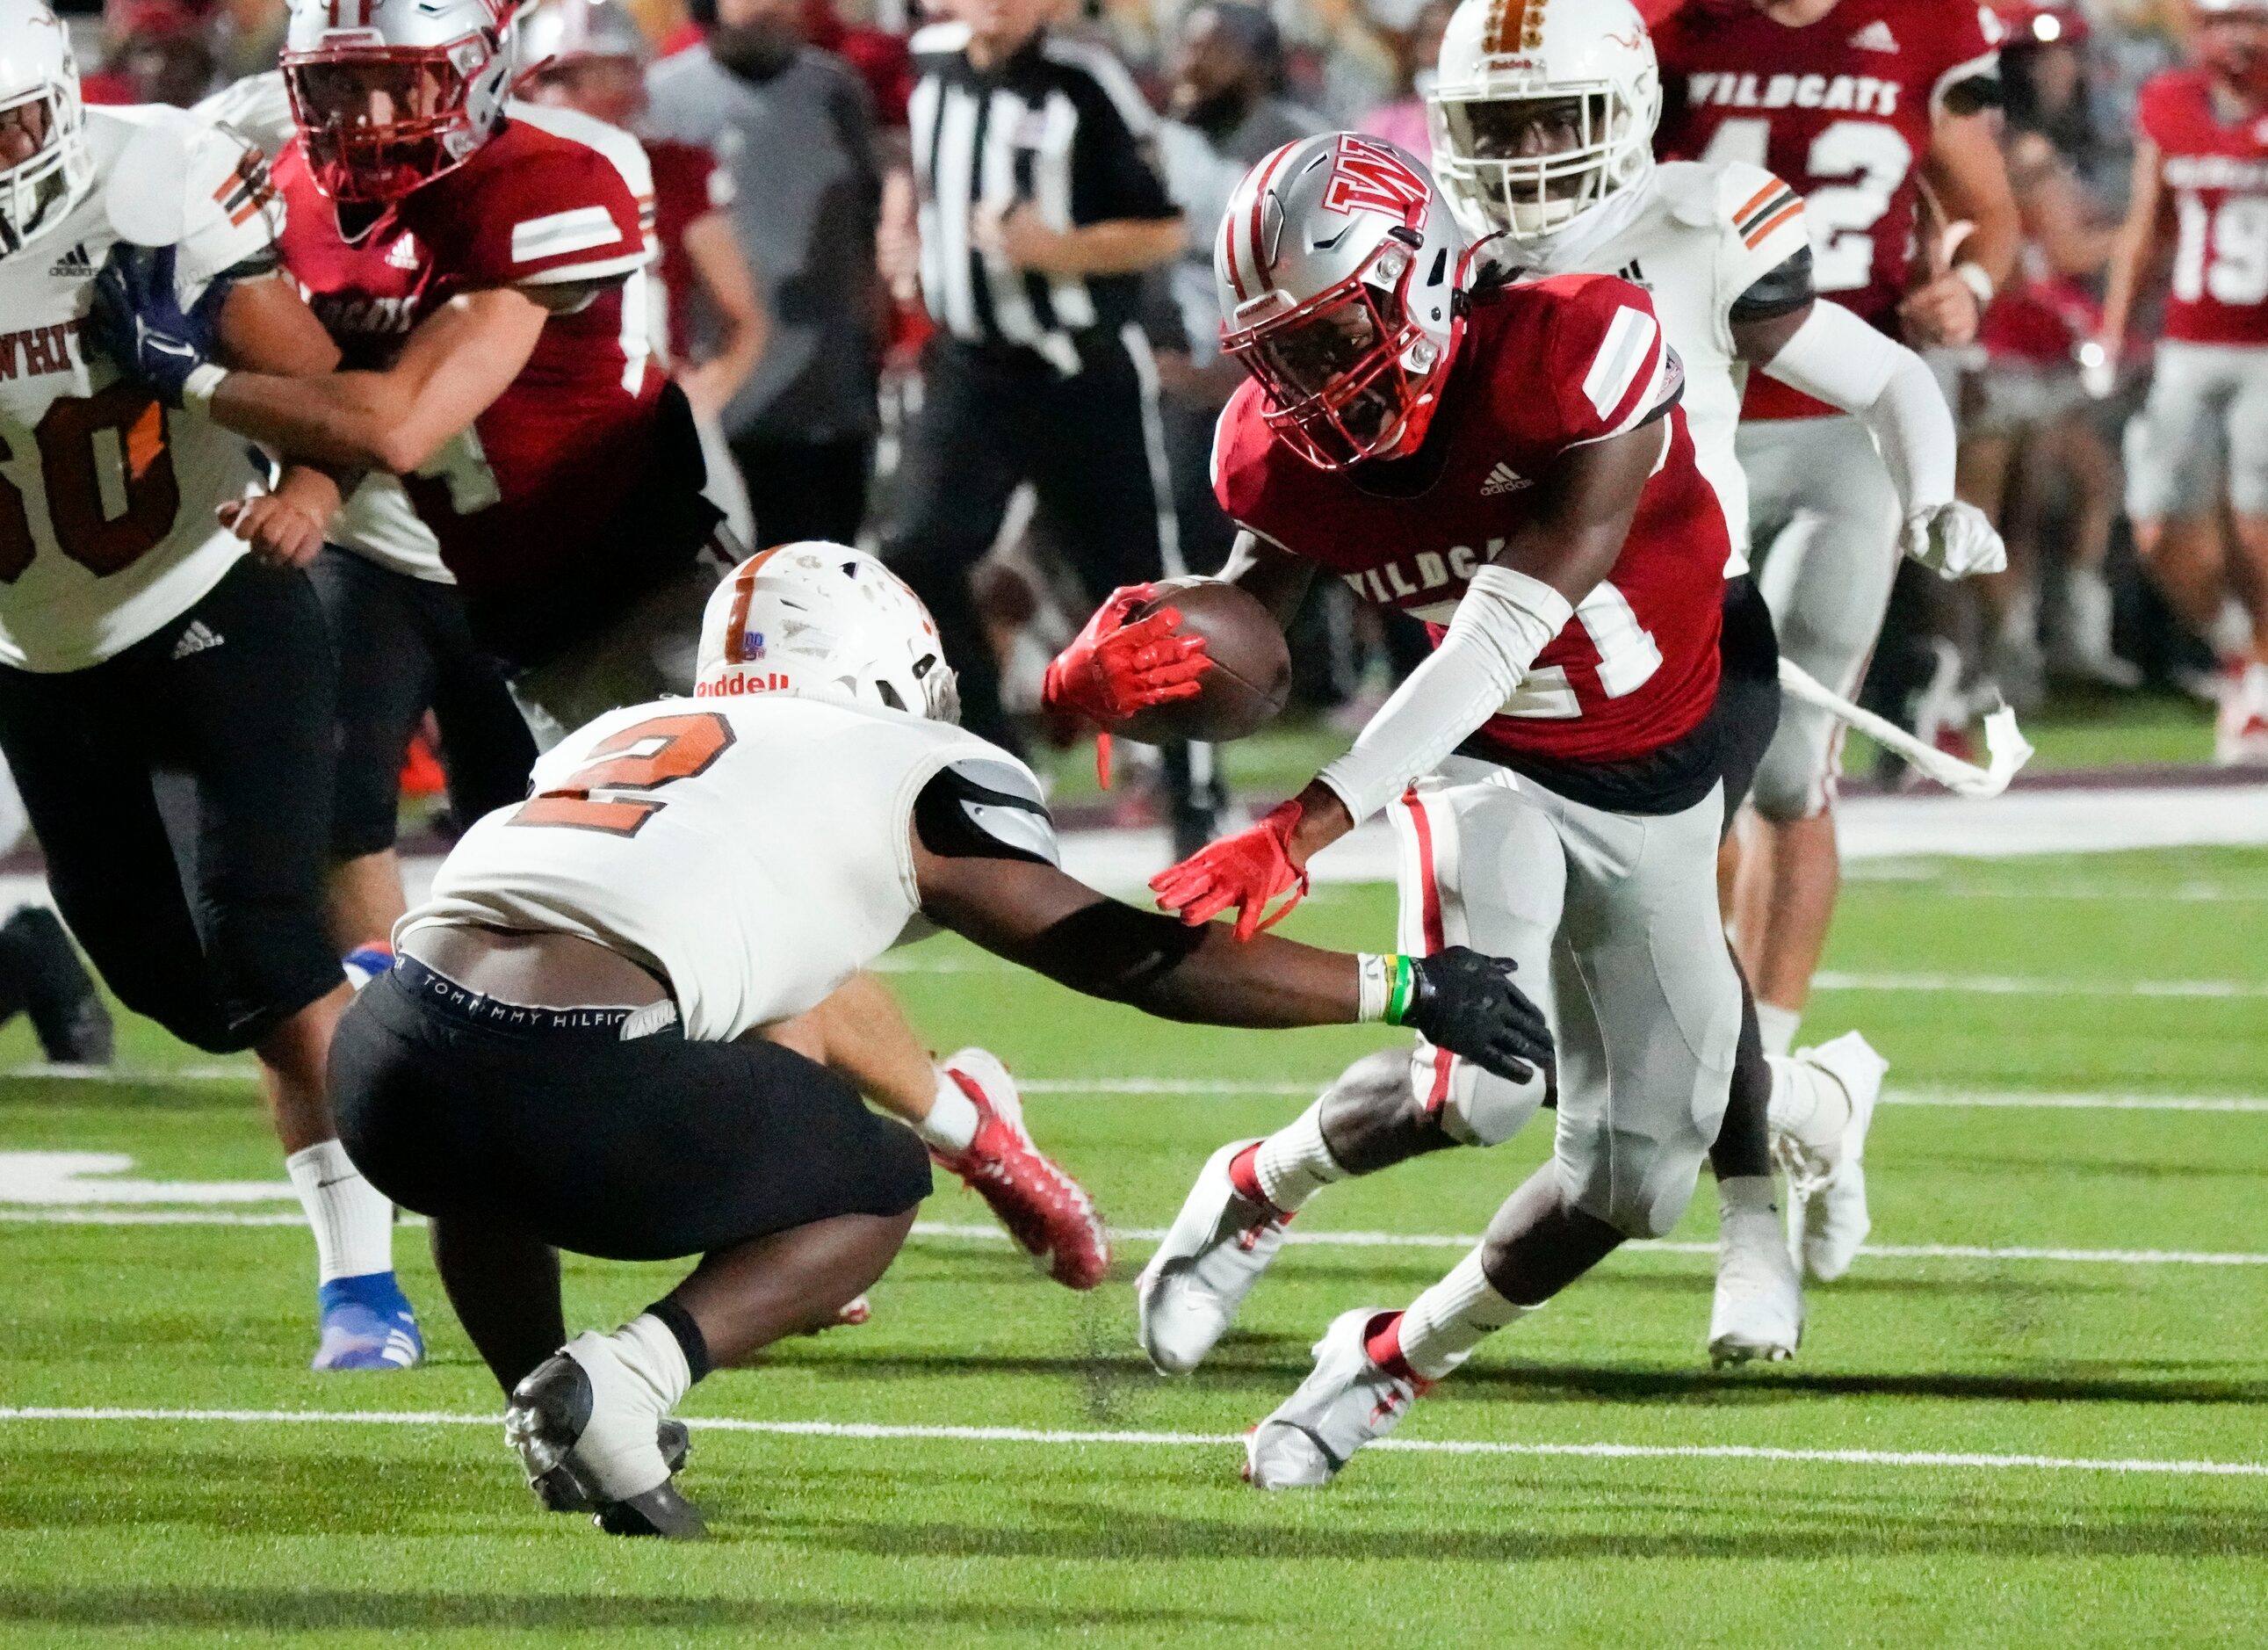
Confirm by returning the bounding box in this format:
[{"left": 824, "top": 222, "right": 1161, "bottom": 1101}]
[
  {"left": 1952, "top": 261, "right": 1995, "bottom": 308},
  {"left": 183, "top": 363, "right": 229, "bottom": 413},
  {"left": 1356, "top": 952, "right": 1419, "bottom": 1025}
]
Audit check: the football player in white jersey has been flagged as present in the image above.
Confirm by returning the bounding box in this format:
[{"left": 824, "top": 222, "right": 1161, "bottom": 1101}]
[
  {"left": 0, "top": 0, "right": 429, "bottom": 1368},
  {"left": 1427, "top": 0, "right": 2007, "bottom": 1339},
  {"left": 326, "top": 543, "right": 1550, "bottom": 1537}
]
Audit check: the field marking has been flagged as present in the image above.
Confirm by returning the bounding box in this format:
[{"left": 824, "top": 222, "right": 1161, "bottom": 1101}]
[
  {"left": 4, "top": 1204, "right": 2262, "bottom": 1268},
  {"left": 0, "top": 1405, "right": 2260, "bottom": 1480},
  {"left": 1811, "top": 972, "right": 2268, "bottom": 998}
]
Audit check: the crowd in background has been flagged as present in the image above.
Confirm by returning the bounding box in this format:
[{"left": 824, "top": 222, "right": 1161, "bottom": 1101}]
[{"left": 51, "top": 0, "right": 2245, "bottom": 784}]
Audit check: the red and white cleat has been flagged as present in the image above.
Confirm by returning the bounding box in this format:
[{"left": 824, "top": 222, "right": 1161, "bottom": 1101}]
[
  {"left": 934, "top": 1049, "right": 1109, "bottom": 1290},
  {"left": 2214, "top": 662, "right": 2268, "bottom": 767}
]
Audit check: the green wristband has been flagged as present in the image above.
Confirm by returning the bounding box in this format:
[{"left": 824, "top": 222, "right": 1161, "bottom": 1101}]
[{"left": 1383, "top": 954, "right": 1417, "bottom": 1027}]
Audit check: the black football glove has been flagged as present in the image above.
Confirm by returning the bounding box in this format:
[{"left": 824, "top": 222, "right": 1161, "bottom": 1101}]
[
  {"left": 88, "top": 242, "right": 229, "bottom": 409},
  {"left": 1403, "top": 946, "right": 1553, "bottom": 1084}
]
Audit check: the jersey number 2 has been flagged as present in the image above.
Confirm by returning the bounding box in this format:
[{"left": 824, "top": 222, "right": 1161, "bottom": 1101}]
[
  {"left": 0, "top": 384, "right": 182, "bottom": 582},
  {"left": 511, "top": 712, "right": 735, "bottom": 837},
  {"left": 1701, "top": 119, "right": 1914, "bottom": 293}
]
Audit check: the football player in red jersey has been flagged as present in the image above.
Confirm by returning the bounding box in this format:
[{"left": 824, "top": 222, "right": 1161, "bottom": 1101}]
[
  {"left": 91, "top": 0, "right": 1117, "bottom": 1298},
  {"left": 1648, "top": 0, "right": 2017, "bottom": 1239},
  {"left": 1055, "top": 134, "right": 1747, "bottom": 1486},
  {"left": 2098, "top": 0, "right": 2268, "bottom": 763}
]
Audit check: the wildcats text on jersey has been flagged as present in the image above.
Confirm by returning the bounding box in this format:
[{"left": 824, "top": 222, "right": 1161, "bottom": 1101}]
[{"left": 1682, "top": 72, "right": 1901, "bottom": 115}]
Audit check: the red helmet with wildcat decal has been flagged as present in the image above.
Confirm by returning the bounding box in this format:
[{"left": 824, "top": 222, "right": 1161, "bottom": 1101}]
[{"left": 1213, "top": 134, "right": 1466, "bottom": 471}]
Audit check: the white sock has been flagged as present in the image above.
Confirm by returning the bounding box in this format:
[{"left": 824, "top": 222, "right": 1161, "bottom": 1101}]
[
  {"left": 1765, "top": 1053, "right": 1852, "bottom": 1149},
  {"left": 913, "top": 1068, "right": 979, "bottom": 1154},
  {"left": 560, "top": 1316, "right": 690, "bottom": 1499},
  {"left": 1718, "top": 1175, "right": 1778, "bottom": 1219},
  {"left": 1253, "top": 1102, "right": 1346, "bottom": 1212},
  {"left": 285, "top": 1140, "right": 394, "bottom": 1284},
  {"left": 1755, "top": 1002, "right": 1802, "bottom": 1058},
  {"left": 1392, "top": 1248, "right": 1534, "bottom": 1380}
]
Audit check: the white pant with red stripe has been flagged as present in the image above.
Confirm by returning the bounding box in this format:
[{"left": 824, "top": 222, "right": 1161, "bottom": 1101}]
[{"left": 1390, "top": 757, "right": 1741, "bottom": 1240}]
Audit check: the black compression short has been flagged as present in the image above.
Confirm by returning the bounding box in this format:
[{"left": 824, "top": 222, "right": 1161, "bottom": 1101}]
[
  {"left": 329, "top": 965, "right": 934, "bottom": 1262},
  {"left": 0, "top": 559, "right": 342, "bottom": 1052},
  {"left": 1715, "top": 574, "right": 1783, "bottom": 831}
]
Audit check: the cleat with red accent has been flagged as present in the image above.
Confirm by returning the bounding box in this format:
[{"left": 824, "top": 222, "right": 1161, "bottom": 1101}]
[
  {"left": 1136, "top": 1138, "right": 1291, "bottom": 1374},
  {"left": 2215, "top": 662, "right": 2268, "bottom": 767},
  {"left": 932, "top": 1049, "right": 1109, "bottom": 1290},
  {"left": 1245, "top": 1308, "right": 1424, "bottom": 1490}
]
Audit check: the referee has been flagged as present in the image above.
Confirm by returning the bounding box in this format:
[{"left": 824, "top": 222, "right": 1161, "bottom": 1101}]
[{"left": 885, "top": 0, "right": 1221, "bottom": 854}]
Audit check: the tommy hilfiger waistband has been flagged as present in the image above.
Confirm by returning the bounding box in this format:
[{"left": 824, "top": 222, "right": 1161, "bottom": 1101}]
[{"left": 394, "top": 956, "right": 682, "bottom": 1042}]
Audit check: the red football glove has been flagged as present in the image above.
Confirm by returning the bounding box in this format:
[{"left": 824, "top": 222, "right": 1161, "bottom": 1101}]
[
  {"left": 1149, "top": 799, "right": 1310, "bottom": 941},
  {"left": 1042, "top": 583, "right": 1213, "bottom": 726}
]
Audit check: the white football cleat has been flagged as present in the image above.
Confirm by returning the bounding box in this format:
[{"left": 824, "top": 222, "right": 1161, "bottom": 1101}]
[
  {"left": 2214, "top": 662, "right": 2268, "bottom": 767},
  {"left": 1245, "top": 1308, "right": 1421, "bottom": 1490},
  {"left": 1136, "top": 1139, "right": 1292, "bottom": 1374},
  {"left": 1708, "top": 1198, "right": 1803, "bottom": 1366},
  {"left": 1777, "top": 1031, "right": 1889, "bottom": 1283}
]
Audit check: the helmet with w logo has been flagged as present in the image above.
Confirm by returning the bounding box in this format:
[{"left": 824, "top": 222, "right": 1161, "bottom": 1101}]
[
  {"left": 282, "top": 0, "right": 515, "bottom": 203},
  {"left": 1214, "top": 134, "right": 1465, "bottom": 471}
]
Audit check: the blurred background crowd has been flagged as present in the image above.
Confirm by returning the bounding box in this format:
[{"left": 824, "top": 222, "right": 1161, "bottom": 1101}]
[{"left": 48, "top": 0, "right": 2246, "bottom": 804}]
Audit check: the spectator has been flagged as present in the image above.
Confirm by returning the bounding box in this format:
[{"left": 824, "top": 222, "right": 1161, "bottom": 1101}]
[
  {"left": 80, "top": 0, "right": 214, "bottom": 106},
  {"left": 1151, "top": 2, "right": 1323, "bottom": 568},
  {"left": 646, "top": 0, "right": 889, "bottom": 545},
  {"left": 883, "top": 0, "right": 1222, "bottom": 853},
  {"left": 1355, "top": 0, "right": 1451, "bottom": 156},
  {"left": 211, "top": 0, "right": 285, "bottom": 83}
]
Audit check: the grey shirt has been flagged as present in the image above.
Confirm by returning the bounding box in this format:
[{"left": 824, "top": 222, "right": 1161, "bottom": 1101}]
[
  {"left": 646, "top": 46, "right": 884, "bottom": 443},
  {"left": 1153, "top": 98, "right": 1325, "bottom": 364}
]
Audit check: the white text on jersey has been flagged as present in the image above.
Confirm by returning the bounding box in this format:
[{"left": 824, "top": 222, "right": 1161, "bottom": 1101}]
[{"left": 1686, "top": 72, "right": 1900, "bottom": 117}]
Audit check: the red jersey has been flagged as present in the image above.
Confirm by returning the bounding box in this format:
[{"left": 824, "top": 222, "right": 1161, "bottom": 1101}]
[
  {"left": 1654, "top": 0, "right": 2002, "bottom": 416},
  {"left": 274, "top": 108, "right": 669, "bottom": 638},
  {"left": 2139, "top": 69, "right": 2268, "bottom": 348},
  {"left": 1214, "top": 276, "right": 1730, "bottom": 768},
  {"left": 646, "top": 137, "right": 733, "bottom": 363}
]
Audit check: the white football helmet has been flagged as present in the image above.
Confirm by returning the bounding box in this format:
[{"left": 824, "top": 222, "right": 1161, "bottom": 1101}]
[
  {"left": 1428, "top": 0, "right": 1660, "bottom": 247},
  {"left": 0, "top": 0, "right": 91, "bottom": 257},
  {"left": 1214, "top": 133, "right": 1464, "bottom": 470},
  {"left": 514, "top": 0, "right": 648, "bottom": 83},
  {"left": 282, "top": 0, "right": 516, "bottom": 203},
  {"left": 695, "top": 543, "right": 961, "bottom": 723}
]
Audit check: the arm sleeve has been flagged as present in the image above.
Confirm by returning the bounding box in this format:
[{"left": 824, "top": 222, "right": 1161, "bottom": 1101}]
[
  {"left": 1759, "top": 300, "right": 1956, "bottom": 515},
  {"left": 178, "top": 119, "right": 283, "bottom": 295},
  {"left": 1314, "top": 566, "right": 1575, "bottom": 824}
]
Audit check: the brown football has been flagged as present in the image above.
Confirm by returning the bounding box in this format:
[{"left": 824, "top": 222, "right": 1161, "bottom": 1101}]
[{"left": 1114, "top": 578, "right": 1291, "bottom": 745}]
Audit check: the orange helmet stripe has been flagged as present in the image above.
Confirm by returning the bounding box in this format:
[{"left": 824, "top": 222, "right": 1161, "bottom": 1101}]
[{"left": 1484, "top": 0, "right": 1547, "bottom": 55}]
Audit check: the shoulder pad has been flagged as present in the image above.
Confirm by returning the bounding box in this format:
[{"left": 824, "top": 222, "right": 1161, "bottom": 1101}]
[
  {"left": 1658, "top": 162, "right": 1723, "bottom": 231},
  {"left": 914, "top": 755, "right": 1059, "bottom": 867}
]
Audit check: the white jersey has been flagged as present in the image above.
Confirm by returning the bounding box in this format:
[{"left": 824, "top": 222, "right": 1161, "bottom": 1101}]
[
  {"left": 196, "top": 72, "right": 454, "bottom": 585},
  {"left": 1502, "top": 159, "right": 1811, "bottom": 576},
  {"left": 0, "top": 106, "right": 285, "bottom": 671},
  {"left": 399, "top": 695, "right": 1031, "bottom": 1040}
]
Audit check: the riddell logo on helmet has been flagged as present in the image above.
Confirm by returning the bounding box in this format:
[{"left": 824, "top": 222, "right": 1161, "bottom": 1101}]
[
  {"left": 695, "top": 669, "right": 793, "bottom": 697},
  {"left": 1320, "top": 136, "right": 1430, "bottom": 228}
]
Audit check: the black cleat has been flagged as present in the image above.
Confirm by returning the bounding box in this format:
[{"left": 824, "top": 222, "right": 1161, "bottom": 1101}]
[
  {"left": 504, "top": 1352, "right": 704, "bottom": 1538},
  {"left": 0, "top": 908, "right": 111, "bottom": 1066}
]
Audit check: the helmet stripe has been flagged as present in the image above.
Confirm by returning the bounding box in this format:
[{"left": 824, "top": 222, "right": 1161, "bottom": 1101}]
[
  {"left": 723, "top": 547, "right": 783, "bottom": 663},
  {"left": 1484, "top": 0, "right": 1544, "bottom": 56}
]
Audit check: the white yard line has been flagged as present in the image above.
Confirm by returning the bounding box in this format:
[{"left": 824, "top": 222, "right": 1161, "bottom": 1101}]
[
  {"left": 1811, "top": 972, "right": 2268, "bottom": 998},
  {"left": 0, "top": 1405, "right": 2258, "bottom": 1480},
  {"left": 4, "top": 1206, "right": 2262, "bottom": 1266}
]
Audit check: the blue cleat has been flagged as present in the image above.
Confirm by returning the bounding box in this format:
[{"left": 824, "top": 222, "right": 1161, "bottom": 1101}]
[{"left": 313, "top": 1272, "right": 424, "bottom": 1371}]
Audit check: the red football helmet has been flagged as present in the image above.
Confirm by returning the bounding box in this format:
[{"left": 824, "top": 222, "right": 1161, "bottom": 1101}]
[
  {"left": 281, "top": 0, "right": 516, "bottom": 204},
  {"left": 1214, "top": 134, "right": 1467, "bottom": 471}
]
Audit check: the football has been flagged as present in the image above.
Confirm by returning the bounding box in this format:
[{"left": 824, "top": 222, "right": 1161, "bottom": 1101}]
[{"left": 1115, "top": 578, "right": 1291, "bottom": 744}]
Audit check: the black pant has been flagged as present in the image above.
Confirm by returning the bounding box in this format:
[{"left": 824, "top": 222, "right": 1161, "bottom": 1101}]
[
  {"left": 0, "top": 559, "right": 342, "bottom": 1052},
  {"left": 308, "top": 547, "right": 538, "bottom": 856},
  {"left": 884, "top": 333, "right": 1220, "bottom": 841},
  {"left": 330, "top": 965, "right": 933, "bottom": 1263},
  {"left": 1715, "top": 574, "right": 1784, "bottom": 831},
  {"left": 730, "top": 432, "right": 876, "bottom": 548}
]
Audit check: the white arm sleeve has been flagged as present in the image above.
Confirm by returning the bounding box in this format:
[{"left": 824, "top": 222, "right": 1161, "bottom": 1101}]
[
  {"left": 1316, "top": 566, "right": 1574, "bottom": 825},
  {"left": 1758, "top": 300, "right": 1956, "bottom": 516}
]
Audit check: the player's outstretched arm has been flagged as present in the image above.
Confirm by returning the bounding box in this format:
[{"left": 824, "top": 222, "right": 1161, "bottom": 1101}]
[
  {"left": 2096, "top": 141, "right": 2169, "bottom": 372},
  {"left": 1902, "top": 107, "right": 2020, "bottom": 348},
  {"left": 207, "top": 271, "right": 350, "bottom": 568},
  {"left": 912, "top": 840, "right": 1549, "bottom": 1081}
]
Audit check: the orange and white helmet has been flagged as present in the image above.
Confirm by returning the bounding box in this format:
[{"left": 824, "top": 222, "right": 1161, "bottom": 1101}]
[
  {"left": 695, "top": 543, "right": 960, "bottom": 723},
  {"left": 1214, "top": 133, "right": 1464, "bottom": 471},
  {"left": 0, "top": 0, "right": 91, "bottom": 257},
  {"left": 1428, "top": 0, "right": 1660, "bottom": 247},
  {"left": 282, "top": 0, "right": 516, "bottom": 203}
]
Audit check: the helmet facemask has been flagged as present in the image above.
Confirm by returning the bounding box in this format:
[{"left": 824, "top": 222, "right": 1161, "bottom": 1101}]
[
  {"left": 1431, "top": 78, "right": 1652, "bottom": 244},
  {"left": 1225, "top": 232, "right": 1448, "bottom": 470},
  {"left": 0, "top": 81, "right": 89, "bottom": 257},
  {"left": 284, "top": 38, "right": 494, "bottom": 203}
]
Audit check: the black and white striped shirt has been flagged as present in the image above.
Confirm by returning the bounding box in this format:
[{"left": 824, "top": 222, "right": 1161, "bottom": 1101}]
[{"left": 907, "top": 23, "right": 1178, "bottom": 373}]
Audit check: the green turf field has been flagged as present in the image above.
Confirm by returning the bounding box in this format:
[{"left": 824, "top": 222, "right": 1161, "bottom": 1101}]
[{"left": 2, "top": 847, "right": 2264, "bottom": 1646}]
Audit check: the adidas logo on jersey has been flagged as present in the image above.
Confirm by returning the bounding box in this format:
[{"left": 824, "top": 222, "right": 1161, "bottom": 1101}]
[
  {"left": 47, "top": 242, "right": 92, "bottom": 278},
  {"left": 385, "top": 234, "right": 420, "bottom": 271},
  {"left": 170, "top": 621, "right": 223, "bottom": 661},
  {"left": 1481, "top": 461, "right": 1532, "bottom": 496},
  {"left": 1848, "top": 19, "right": 1898, "bottom": 52}
]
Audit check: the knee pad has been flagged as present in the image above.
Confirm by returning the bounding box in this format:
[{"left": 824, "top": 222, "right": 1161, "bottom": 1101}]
[
  {"left": 1747, "top": 702, "right": 1839, "bottom": 822},
  {"left": 1422, "top": 1045, "right": 1549, "bottom": 1147}
]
